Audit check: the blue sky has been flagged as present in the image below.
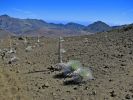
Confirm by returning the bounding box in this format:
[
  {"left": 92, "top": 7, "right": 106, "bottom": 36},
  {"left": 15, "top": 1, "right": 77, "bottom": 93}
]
[{"left": 0, "top": 0, "right": 133, "bottom": 25}]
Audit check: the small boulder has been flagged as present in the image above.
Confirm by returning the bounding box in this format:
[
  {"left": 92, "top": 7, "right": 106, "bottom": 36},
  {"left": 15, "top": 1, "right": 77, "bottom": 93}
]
[
  {"left": 42, "top": 82, "right": 50, "bottom": 89},
  {"left": 125, "top": 94, "right": 131, "bottom": 99}
]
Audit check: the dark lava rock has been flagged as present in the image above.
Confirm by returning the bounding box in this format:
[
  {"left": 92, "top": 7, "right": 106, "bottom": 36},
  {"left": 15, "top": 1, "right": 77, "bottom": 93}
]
[
  {"left": 125, "top": 94, "right": 131, "bottom": 99},
  {"left": 104, "top": 65, "right": 109, "bottom": 69},
  {"left": 8, "top": 61, "right": 12, "bottom": 64},
  {"left": 129, "top": 51, "right": 132, "bottom": 54},
  {"left": 110, "top": 91, "right": 117, "bottom": 97},
  {"left": 38, "top": 87, "right": 41, "bottom": 89},
  {"left": 56, "top": 89, "right": 60, "bottom": 91},
  {"left": 18, "top": 37, "right": 24, "bottom": 40},
  {"left": 73, "top": 87, "right": 77, "bottom": 90},
  {"left": 66, "top": 90, "right": 71, "bottom": 93},
  {"left": 109, "top": 79, "right": 113, "bottom": 82},
  {"left": 42, "top": 82, "right": 49, "bottom": 89},
  {"left": 84, "top": 86, "right": 89, "bottom": 90},
  {"left": 121, "top": 63, "right": 126, "bottom": 66},
  {"left": 92, "top": 91, "right": 97, "bottom": 95},
  {"left": 129, "top": 89, "right": 133, "bottom": 93}
]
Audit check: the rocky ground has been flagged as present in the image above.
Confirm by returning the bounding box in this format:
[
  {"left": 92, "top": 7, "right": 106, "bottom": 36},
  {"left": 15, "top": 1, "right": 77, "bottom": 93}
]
[{"left": 0, "top": 27, "right": 133, "bottom": 100}]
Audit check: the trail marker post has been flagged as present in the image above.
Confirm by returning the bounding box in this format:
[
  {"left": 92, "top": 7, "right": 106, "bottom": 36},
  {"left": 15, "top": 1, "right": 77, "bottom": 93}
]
[
  {"left": 59, "top": 37, "right": 65, "bottom": 63},
  {"left": 37, "top": 34, "right": 40, "bottom": 43},
  {"left": 8, "top": 35, "right": 13, "bottom": 53},
  {"left": 24, "top": 37, "right": 27, "bottom": 44}
]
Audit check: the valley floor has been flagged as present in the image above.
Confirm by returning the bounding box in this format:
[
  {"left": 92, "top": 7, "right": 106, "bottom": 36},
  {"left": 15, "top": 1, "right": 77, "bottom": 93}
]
[{"left": 0, "top": 29, "right": 133, "bottom": 100}]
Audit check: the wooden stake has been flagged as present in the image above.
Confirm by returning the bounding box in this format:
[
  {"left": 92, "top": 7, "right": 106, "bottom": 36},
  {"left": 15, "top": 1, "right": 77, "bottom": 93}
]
[
  {"left": 8, "top": 35, "right": 12, "bottom": 50},
  {"left": 58, "top": 36, "right": 65, "bottom": 63},
  {"left": 37, "top": 34, "right": 40, "bottom": 43},
  {"left": 24, "top": 37, "right": 27, "bottom": 43},
  {"left": 59, "top": 37, "right": 63, "bottom": 63}
]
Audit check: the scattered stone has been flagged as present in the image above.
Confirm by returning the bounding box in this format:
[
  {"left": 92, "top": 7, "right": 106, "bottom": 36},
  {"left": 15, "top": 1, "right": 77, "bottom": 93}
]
[
  {"left": 26, "top": 61, "right": 32, "bottom": 64},
  {"left": 47, "top": 66, "right": 55, "bottom": 71},
  {"left": 38, "top": 87, "right": 41, "bottom": 89},
  {"left": 92, "top": 91, "right": 96, "bottom": 95},
  {"left": 42, "top": 82, "right": 50, "bottom": 89},
  {"left": 66, "top": 90, "right": 71, "bottom": 93},
  {"left": 73, "top": 87, "right": 77, "bottom": 90},
  {"left": 110, "top": 90, "right": 117, "bottom": 97},
  {"left": 129, "top": 89, "right": 133, "bottom": 93},
  {"left": 35, "top": 84, "right": 38, "bottom": 86},
  {"left": 84, "top": 86, "right": 89, "bottom": 90},
  {"left": 126, "top": 73, "right": 129, "bottom": 75},
  {"left": 52, "top": 92, "right": 56, "bottom": 96},
  {"left": 129, "top": 51, "right": 132, "bottom": 54},
  {"left": 121, "top": 63, "right": 126, "bottom": 66},
  {"left": 16, "top": 70, "right": 19, "bottom": 73},
  {"left": 109, "top": 79, "right": 113, "bottom": 82},
  {"left": 104, "top": 65, "right": 109, "bottom": 69},
  {"left": 8, "top": 61, "right": 12, "bottom": 64},
  {"left": 18, "top": 37, "right": 24, "bottom": 40},
  {"left": 9, "top": 56, "right": 19, "bottom": 63},
  {"left": 71, "top": 97, "right": 76, "bottom": 100},
  {"left": 125, "top": 94, "right": 131, "bottom": 99},
  {"left": 56, "top": 89, "right": 60, "bottom": 91},
  {"left": 25, "top": 46, "right": 32, "bottom": 52}
]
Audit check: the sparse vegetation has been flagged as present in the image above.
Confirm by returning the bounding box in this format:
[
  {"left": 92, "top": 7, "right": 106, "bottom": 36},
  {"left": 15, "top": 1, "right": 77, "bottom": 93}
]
[{"left": 0, "top": 18, "right": 133, "bottom": 100}]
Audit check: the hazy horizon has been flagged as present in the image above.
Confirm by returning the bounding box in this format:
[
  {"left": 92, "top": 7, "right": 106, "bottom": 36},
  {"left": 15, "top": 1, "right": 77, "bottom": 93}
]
[{"left": 0, "top": 0, "right": 133, "bottom": 25}]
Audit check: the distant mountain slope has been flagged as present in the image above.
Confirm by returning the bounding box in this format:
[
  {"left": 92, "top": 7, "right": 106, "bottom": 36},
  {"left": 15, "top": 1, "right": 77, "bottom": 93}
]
[
  {"left": 112, "top": 24, "right": 133, "bottom": 32},
  {"left": 84, "top": 21, "right": 111, "bottom": 33},
  {"left": 0, "top": 29, "right": 11, "bottom": 38},
  {"left": 0, "top": 15, "right": 50, "bottom": 34},
  {"left": 0, "top": 14, "right": 132, "bottom": 36},
  {"left": 0, "top": 15, "right": 91, "bottom": 36},
  {"left": 112, "top": 24, "right": 128, "bottom": 30},
  {"left": 65, "top": 22, "right": 85, "bottom": 30}
]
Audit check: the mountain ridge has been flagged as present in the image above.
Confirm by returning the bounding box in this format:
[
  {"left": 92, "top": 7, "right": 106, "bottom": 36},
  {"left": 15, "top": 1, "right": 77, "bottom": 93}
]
[{"left": 0, "top": 14, "right": 132, "bottom": 37}]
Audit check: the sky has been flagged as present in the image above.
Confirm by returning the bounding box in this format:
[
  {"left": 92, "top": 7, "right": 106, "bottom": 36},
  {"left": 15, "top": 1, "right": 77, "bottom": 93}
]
[{"left": 0, "top": 0, "right": 133, "bottom": 25}]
